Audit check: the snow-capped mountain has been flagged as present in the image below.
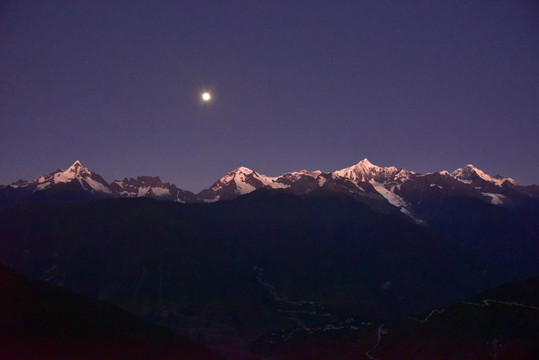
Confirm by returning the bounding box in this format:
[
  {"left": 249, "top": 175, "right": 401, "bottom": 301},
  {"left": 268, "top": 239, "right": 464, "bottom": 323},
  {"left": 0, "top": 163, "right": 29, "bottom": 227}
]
[
  {"left": 197, "top": 166, "right": 289, "bottom": 202},
  {"left": 333, "top": 158, "right": 414, "bottom": 186},
  {"left": 1, "top": 159, "right": 537, "bottom": 224},
  {"left": 1, "top": 161, "right": 196, "bottom": 204},
  {"left": 110, "top": 176, "right": 196, "bottom": 203},
  {"left": 447, "top": 164, "right": 526, "bottom": 205},
  {"left": 196, "top": 158, "right": 537, "bottom": 223},
  {"left": 452, "top": 164, "right": 517, "bottom": 187},
  {"left": 196, "top": 159, "right": 421, "bottom": 218},
  {"left": 6, "top": 160, "right": 113, "bottom": 196}
]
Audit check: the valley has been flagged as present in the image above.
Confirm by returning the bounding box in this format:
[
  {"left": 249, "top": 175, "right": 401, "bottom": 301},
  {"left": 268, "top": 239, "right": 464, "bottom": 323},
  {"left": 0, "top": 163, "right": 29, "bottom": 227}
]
[{"left": 0, "top": 160, "right": 537, "bottom": 359}]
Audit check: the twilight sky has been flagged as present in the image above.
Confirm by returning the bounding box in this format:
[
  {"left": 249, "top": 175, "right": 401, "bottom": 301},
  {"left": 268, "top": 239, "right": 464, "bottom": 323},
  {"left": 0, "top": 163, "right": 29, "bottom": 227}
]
[{"left": 1, "top": 0, "right": 538, "bottom": 191}]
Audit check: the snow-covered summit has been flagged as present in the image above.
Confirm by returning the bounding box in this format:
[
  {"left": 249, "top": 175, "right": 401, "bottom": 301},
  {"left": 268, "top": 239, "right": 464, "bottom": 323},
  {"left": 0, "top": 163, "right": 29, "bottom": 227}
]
[
  {"left": 452, "top": 164, "right": 517, "bottom": 187},
  {"left": 9, "top": 160, "right": 112, "bottom": 194},
  {"left": 225, "top": 167, "right": 291, "bottom": 191},
  {"left": 220, "top": 167, "right": 255, "bottom": 188},
  {"left": 51, "top": 160, "right": 89, "bottom": 184},
  {"left": 333, "top": 158, "right": 410, "bottom": 184},
  {"left": 198, "top": 166, "right": 290, "bottom": 202}
]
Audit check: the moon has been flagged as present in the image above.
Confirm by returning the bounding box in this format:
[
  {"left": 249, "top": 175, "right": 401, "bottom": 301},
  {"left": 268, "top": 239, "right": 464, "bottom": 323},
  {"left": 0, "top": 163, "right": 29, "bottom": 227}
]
[{"left": 201, "top": 92, "right": 211, "bottom": 101}]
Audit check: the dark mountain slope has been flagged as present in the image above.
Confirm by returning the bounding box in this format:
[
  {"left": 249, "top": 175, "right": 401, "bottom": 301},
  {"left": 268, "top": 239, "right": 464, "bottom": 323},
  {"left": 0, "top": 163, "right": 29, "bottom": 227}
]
[
  {"left": 0, "top": 190, "right": 497, "bottom": 353},
  {"left": 426, "top": 196, "right": 539, "bottom": 281},
  {"left": 0, "top": 263, "right": 223, "bottom": 360}
]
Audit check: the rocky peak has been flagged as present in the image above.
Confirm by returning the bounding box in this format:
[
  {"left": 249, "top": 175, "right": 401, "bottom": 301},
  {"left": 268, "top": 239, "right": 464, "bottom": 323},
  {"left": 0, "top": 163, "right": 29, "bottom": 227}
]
[
  {"left": 452, "top": 164, "right": 516, "bottom": 187},
  {"left": 452, "top": 164, "right": 477, "bottom": 179},
  {"left": 334, "top": 158, "right": 400, "bottom": 184}
]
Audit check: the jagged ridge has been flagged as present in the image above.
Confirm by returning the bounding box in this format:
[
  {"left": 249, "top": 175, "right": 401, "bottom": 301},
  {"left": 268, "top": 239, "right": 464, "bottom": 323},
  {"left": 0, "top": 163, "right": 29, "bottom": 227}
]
[{"left": 2, "top": 159, "right": 536, "bottom": 223}]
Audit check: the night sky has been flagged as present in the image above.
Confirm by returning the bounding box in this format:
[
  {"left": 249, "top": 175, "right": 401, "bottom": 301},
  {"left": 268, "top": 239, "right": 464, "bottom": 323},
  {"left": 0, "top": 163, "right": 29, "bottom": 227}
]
[{"left": 1, "top": 1, "right": 538, "bottom": 191}]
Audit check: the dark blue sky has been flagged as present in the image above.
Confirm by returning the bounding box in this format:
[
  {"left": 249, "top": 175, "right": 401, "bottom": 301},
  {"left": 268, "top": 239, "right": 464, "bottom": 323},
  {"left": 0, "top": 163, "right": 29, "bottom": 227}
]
[{"left": 1, "top": 0, "right": 538, "bottom": 191}]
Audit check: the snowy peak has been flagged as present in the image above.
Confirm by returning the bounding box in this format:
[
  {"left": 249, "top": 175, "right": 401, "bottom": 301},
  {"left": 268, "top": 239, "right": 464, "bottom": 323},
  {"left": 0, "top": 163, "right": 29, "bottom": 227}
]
[
  {"left": 197, "top": 160, "right": 407, "bottom": 212},
  {"left": 235, "top": 166, "right": 254, "bottom": 174},
  {"left": 52, "top": 160, "right": 91, "bottom": 184},
  {"left": 452, "top": 164, "right": 483, "bottom": 181},
  {"left": 198, "top": 166, "right": 290, "bottom": 202},
  {"left": 7, "top": 161, "right": 112, "bottom": 195},
  {"left": 223, "top": 167, "right": 291, "bottom": 191},
  {"left": 220, "top": 166, "right": 256, "bottom": 185},
  {"left": 354, "top": 158, "right": 386, "bottom": 171},
  {"left": 68, "top": 160, "right": 83, "bottom": 175},
  {"left": 452, "top": 164, "right": 517, "bottom": 187},
  {"left": 52, "top": 161, "right": 111, "bottom": 193},
  {"left": 333, "top": 158, "right": 406, "bottom": 184},
  {"left": 1, "top": 158, "right": 534, "bottom": 215},
  {"left": 219, "top": 167, "right": 254, "bottom": 189}
]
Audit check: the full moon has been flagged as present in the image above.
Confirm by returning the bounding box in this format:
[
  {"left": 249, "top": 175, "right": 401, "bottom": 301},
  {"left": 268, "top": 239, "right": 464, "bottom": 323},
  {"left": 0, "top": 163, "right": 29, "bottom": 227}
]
[{"left": 202, "top": 92, "right": 211, "bottom": 101}]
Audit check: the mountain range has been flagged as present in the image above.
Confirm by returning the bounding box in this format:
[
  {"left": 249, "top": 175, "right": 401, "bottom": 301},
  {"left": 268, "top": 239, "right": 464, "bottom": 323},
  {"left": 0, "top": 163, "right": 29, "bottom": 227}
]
[
  {"left": 1, "top": 159, "right": 538, "bottom": 358},
  {"left": 2, "top": 159, "right": 538, "bottom": 224}
]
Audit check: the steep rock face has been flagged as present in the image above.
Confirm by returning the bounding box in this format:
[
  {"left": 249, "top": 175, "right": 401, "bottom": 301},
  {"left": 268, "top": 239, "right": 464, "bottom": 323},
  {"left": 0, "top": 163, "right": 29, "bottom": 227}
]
[
  {"left": 110, "top": 176, "right": 196, "bottom": 203},
  {"left": 273, "top": 170, "right": 323, "bottom": 194}
]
